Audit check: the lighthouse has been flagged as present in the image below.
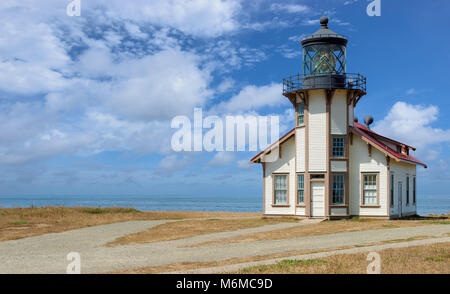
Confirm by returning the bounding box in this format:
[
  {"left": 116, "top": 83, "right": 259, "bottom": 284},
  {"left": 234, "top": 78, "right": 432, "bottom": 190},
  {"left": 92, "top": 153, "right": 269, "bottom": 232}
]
[{"left": 251, "top": 16, "right": 426, "bottom": 219}]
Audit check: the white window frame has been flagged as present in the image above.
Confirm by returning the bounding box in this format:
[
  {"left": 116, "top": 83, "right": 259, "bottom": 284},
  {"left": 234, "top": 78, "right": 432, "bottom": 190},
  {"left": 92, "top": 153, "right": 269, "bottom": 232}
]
[
  {"left": 361, "top": 173, "right": 379, "bottom": 207},
  {"left": 332, "top": 174, "right": 345, "bottom": 205},
  {"left": 297, "top": 104, "right": 305, "bottom": 126},
  {"left": 273, "top": 174, "right": 289, "bottom": 206},
  {"left": 297, "top": 174, "right": 305, "bottom": 205}
]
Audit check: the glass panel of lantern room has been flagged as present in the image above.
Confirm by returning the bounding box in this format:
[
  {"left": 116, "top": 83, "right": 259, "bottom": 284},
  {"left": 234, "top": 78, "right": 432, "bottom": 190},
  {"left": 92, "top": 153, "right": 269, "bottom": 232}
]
[{"left": 303, "top": 44, "right": 346, "bottom": 76}]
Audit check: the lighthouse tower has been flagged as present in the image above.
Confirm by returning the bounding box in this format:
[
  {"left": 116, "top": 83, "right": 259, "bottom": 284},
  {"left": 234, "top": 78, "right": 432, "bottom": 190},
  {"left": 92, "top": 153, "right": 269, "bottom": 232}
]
[
  {"left": 251, "top": 16, "right": 425, "bottom": 219},
  {"left": 282, "top": 16, "right": 366, "bottom": 218}
]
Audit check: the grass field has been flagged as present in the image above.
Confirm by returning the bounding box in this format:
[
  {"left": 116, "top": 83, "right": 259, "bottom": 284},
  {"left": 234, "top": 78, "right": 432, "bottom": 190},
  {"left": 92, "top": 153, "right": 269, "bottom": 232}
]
[
  {"left": 0, "top": 206, "right": 258, "bottom": 241},
  {"left": 231, "top": 242, "right": 450, "bottom": 274}
]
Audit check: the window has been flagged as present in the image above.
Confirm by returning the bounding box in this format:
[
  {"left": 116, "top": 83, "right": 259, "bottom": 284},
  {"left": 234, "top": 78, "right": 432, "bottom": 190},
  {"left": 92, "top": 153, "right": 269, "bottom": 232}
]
[
  {"left": 297, "top": 104, "right": 305, "bottom": 126},
  {"left": 362, "top": 174, "right": 378, "bottom": 205},
  {"left": 332, "top": 137, "right": 345, "bottom": 158},
  {"left": 310, "top": 174, "right": 325, "bottom": 180},
  {"left": 274, "top": 175, "right": 288, "bottom": 205},
  {"left": 390, "top": 174, "right": 394, "bottom": 207},
  {"left": 406, "top": 176, "right": 410, "bottom": 205},
  {"left": 297, "top": 174, "right": 305, "bottom": 205},
  {"left": 413, "top": 177, "right": 416, "bottom": 204},
  {"left": 332, "top": 174, "right": 345, "bottom": 205}
]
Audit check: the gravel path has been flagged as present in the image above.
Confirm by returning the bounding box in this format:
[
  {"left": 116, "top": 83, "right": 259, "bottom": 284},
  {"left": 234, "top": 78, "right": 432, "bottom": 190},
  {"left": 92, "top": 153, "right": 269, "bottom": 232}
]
[
  {"left": 0, "top": 220, "right": 448, "bottom": 274},
  {"left": 169, "top": 237, "right": 450, "bottom": 274}
]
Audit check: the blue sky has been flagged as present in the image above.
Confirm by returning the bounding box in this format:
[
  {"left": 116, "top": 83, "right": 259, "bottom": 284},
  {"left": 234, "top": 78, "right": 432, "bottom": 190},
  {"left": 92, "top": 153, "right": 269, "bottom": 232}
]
[{"left": 0, "top": 0, "right": 449, "bottom": 200}]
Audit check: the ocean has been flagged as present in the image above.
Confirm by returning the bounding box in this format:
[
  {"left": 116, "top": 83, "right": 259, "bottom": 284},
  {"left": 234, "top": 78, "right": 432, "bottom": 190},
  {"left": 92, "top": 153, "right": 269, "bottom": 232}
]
[{"left": 0, "top": 194, "right": 448, "bottom": 216}]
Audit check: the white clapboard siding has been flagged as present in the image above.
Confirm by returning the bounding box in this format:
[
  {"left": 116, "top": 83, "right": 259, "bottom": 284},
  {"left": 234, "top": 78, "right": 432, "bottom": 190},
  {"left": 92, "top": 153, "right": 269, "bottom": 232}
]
[
  {"left": 264, "top": 137, "right": 296, "bottom": 216},
  {"left": 331, "top": 92, "right": 347, "bottom": 135},
  {"left": 349, "top": 135, "right": 388, "bottom": 216},
  {"left": 296, "top": 128, "right": 305, "bottom": 172},
  {"left": 389, "top": 161, "right": 417, "bottom": 217},
  {"left": 308, "top": 92, "right": 327, "bottom": 172},
  {"left": 348, "top": 103, "right": 354, "bottom": 126}
]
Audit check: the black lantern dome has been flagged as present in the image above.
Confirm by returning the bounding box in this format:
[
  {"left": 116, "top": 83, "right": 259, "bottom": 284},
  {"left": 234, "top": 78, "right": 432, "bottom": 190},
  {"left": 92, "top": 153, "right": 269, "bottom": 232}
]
[
  {"left": 282, "top": 16, "right": 366, "bottom": 95},
  {"left": 301, "top": 16, "right": 347, "bottom": 76},
  {"left": 301, "top": 16, "right": 348, "bottom": 90}
]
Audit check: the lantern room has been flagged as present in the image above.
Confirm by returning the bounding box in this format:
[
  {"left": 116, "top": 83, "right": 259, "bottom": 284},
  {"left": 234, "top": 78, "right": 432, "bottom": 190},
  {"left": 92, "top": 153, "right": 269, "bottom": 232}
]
[{"left": 301, "top": 16, "right": 347, "bottom": 76}]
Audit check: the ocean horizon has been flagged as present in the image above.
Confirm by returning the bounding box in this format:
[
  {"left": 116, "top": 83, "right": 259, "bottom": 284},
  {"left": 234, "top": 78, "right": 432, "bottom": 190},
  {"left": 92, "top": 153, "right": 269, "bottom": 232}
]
[{"left": 0, "top": 194, "right": 448, "bottom": 216}]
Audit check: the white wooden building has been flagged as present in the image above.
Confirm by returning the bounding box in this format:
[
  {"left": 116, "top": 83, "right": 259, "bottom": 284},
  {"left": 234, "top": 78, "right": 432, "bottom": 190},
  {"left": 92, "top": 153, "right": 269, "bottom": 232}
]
[{"left": 250, "top": 17, "right": 427, "bottom": 219}]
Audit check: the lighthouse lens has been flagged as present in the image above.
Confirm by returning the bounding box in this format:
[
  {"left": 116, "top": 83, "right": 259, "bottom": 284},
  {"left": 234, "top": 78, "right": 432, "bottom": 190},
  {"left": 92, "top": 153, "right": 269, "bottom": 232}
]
[
  {"left": 313, "top": 47, "right": 336, "bottom": 74},
  {"left": 304, "top": 44, "right": 345, "bottom": 76}
]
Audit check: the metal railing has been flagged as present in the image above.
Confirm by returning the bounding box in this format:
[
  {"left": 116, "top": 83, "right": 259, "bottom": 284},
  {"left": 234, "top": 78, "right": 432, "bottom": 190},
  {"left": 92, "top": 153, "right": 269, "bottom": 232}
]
[{"left": 282, "top": 73, "right": 366, "bottom": 94}]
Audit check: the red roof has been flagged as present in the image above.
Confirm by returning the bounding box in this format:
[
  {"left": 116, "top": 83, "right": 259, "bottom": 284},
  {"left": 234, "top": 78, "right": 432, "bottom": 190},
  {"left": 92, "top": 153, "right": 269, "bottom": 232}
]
[
  {"left": 250, "top": 122, "right": 427, "bottom": 168},
  {"left": 352, "top": 122, "right": 427, "bottom": 168}
]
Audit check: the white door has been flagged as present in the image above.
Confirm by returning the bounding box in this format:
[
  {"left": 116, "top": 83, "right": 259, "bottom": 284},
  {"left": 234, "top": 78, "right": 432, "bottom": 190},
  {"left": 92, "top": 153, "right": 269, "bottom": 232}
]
[
  {"left": 311, "top": 182, "right": 325, "bottom": 217},
  {"left": 398, "top": 182, "right": 403, "bottom": 218}
]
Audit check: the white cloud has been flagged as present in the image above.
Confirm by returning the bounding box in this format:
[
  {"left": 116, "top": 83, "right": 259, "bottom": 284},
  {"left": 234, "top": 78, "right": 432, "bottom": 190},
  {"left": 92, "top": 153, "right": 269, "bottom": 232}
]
[
  {"left": 93, "top": 0, "right": 242, "bottom": 38},
  {"left": 203, "top": 40, "right": 267, "bottom": 72},
  {"left": 344, "top": 0, "right": 359, "bottom": 5},
  {"left": 0, "top": 61, "right": 70, "bottom": 95},
  {"left": 109, "top": 49, "right": 212, "bottom": 120},
  {"left": 237, "top": 159, "right": 252, "bottom": 169},
  {"left": 124, "top": 22, "right": 148, "bottom": 39},
  {"left": 277, "top": 45, "right": 301, "bottom": 59},
  {"left": 155, "top": 155, "right": 193, "bottom": 175},
  {"left": 373, "top": 102, "right": 450, "bottom": 161},
  {"left": 207, "top": 152, "right": 236, "bottom": 166},
  {"left": 270, "top": 3, "right": 309, "bottom": 13},
  {"left": 215, "top": 83, "right": 284, "bottom": 113},
  {"left": 217, "top": 78, "right": 235, "bottom": 93},
  {"left": 406, "top": 88, "right": 416, "bottom": 95},
  {"left": 288, "top": 34, "right": 307, "bottom": 42},
  {"left": 0, "top": 17, "right": 69, "bottom": 69},
  {"left": 0, "top": 0, "right": 291, "bottom": 168}
]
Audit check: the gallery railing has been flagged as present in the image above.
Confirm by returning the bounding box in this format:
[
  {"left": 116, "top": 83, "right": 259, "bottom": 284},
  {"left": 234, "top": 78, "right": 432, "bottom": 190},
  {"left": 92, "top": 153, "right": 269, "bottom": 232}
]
[{"left": 282, "top": 73, "right": 366, "bottom": 94}]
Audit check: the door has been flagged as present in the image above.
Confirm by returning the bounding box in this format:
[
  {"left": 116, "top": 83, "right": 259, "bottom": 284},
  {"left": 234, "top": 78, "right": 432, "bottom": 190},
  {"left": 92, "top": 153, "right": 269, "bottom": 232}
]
[
  {"left": 398, "top": 182, "right": 403, "bottom": 218},
  {"left": 311, "top": 182, "right": 325, "bottom": 217}
]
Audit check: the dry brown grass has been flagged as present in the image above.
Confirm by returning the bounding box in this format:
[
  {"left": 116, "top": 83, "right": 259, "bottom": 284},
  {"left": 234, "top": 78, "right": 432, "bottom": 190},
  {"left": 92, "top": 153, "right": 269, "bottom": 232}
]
[
  {"left": 111, "top": 248, "right": 348, "bottom": 274},
  {"left": 233, "top": 242, "right": 450, "bottom": 274},
  {"left": 192, "top": 215, "right": 450, "bottom": 247},
  {"left": 110, "top": 236, "right": 436, "bottom": 274},
  {"left": 106, "top": 217, "right": 299, "bottom": 247},
  {"left": 0, "top": 206, "right": 259, "bottom": 241}
]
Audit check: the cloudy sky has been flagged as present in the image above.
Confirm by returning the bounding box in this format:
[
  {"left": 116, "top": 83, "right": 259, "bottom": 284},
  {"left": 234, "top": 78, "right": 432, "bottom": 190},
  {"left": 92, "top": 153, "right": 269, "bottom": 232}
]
[{"left": 0, "top": 0, "right": 449, "bottom": 199}]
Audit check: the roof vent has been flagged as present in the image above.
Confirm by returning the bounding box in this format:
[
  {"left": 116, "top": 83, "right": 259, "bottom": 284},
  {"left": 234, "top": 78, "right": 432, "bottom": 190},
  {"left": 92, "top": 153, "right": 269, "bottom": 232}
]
[
  {"left": 364, "top": 115, "right": 374, "bottom": 129},
  {"left": 354, "top": 116, "right": 359, "bottom": 123}
]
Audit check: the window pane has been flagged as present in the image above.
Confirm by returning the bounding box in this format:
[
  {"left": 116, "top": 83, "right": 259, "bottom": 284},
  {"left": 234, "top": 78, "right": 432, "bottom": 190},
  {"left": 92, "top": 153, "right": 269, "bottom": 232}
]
[
  {"left": 332, "top": 174, "right": 345, "bottom": 204},
  {"left": 333, "top": 137, "right": 345, "bottom": 158},
  {"left": 274, "top": 175, "right": 288, "bottom": 205},
  {"left": 363, "top": 174, "right": 378, "bottom": 205},
  {"left": 297, "top": 105, "right": 305, "bottom": 126},
  {"left": 297, "top": 175, "right": 304, "bottom": 204},
  {"left": 390, "top": 174, "right": 394, "bottom": 206},
  {"left": 406, "top": 177, "right": 410, "bottom": 204}
]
